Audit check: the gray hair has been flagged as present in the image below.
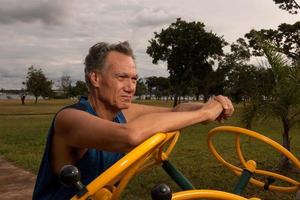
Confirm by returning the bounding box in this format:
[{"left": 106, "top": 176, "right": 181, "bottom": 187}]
[{"left": 84, "top": 41, "right": 135, "bottom": 89}]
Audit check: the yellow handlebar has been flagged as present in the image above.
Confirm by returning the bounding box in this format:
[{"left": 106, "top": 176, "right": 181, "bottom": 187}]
[
  {"left": 207, "top": 126, "right": 300, "bottom": 192},
  {"left": 172, "top": 189, "right": 260, "bottom": 200},
  {"left": 71, "top": 131, "right": 180, "bottom": 200}
]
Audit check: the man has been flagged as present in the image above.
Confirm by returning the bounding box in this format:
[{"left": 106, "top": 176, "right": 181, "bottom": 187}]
[{"left": 33, "top": 41, "right": 234, "bottom": 199}]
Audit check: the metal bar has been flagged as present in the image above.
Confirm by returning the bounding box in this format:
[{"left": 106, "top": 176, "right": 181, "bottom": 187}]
[
  {"left": 162, "top": 160, "right": 195, "bottom": 190},
  {"left": 233, "top": 169, "right": 253, "bottom": 195}
]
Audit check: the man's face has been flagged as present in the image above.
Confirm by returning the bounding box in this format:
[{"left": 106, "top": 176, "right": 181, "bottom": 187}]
[{"left": 97, "top": 51, "right": 137, "bottom": 110}]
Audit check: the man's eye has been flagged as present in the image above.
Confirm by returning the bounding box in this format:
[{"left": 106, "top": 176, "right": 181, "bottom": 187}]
[
  {"left": 117, "top": 75, "right": 126, "bottom": 80},
  {"left": 132, "top": 78, "right": 137, "bottom": 83}
]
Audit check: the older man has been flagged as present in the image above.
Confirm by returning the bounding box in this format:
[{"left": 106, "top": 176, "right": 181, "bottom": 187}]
[{"left": 33, "top": 41, "right": 234, "bottom": 199}]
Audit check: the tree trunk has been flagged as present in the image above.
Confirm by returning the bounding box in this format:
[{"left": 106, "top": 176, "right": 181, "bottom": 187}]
[
  {"left": 203, "top": 95, "right": 209, "bottom": 102},
  {"left": 279, "top": 120, "right": 292, "bottom": 169},
  {"left": 173, "top": 93, "right": 179, "bottom": 107},
  {"left": 35, "top": 96, "right": 38, "bottom": 104},
  {"left": 21, "top": 95, "right": 26, "bottom": 105}
]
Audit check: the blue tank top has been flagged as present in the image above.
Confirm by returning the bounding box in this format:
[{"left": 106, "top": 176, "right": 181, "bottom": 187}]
[{"left": 33, "top": 97, "right": 126, "bottom": 200}]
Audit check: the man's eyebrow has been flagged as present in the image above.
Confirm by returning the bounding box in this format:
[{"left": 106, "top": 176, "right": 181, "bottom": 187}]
[{"left": 113, "top": 72, "right": 138, "bottom": 78}]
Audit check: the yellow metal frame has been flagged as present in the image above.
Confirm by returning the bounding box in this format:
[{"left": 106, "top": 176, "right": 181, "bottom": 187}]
[
  {"left": 71, "top": 131, "right": 179, "bottom": 200},
  {"left": 207, "top": 126, "right": 300, "bottom": 192},
  {"left": 172, "top": 190, "right": 260, "bottom": 200}
]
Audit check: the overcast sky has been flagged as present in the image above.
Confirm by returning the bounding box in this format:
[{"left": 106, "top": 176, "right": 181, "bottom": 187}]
[{"left": 0, "top": 0, "right": 299, "bottom": 89}]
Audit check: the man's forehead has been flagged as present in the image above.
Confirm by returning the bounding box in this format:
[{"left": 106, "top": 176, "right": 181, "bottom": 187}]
[
  {"left": 107, "top": 62, "right": 137, "bottom": 73},
  {"left": 106, "top": 51, "right": 134, "bottom": 63},
  {"left": 106, "top": 54, "right": 135, "bottom": 68}
]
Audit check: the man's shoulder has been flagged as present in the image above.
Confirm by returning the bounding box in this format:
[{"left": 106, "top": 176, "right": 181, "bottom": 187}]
[
  {"left": 63, "top": 102, "right": 87, "bottom": 111},
  {"left": 58, "top": 96, "right": 91, "bottom": 114}
]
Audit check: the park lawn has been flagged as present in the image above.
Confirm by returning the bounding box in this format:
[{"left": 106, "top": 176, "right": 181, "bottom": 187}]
[{"left": 0, "top": 99, "right": 300, "bottom": 199}]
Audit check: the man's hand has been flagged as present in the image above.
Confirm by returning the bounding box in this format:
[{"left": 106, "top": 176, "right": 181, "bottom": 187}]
[
  {"left": 212, "top": 95, "right": 234, "bottom": 122},
  {"left": 200, "top": 95, "right": 234, "bottom": 123}
]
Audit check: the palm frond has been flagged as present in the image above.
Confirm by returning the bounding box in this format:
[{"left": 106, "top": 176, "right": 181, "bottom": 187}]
[{"left": 241, "top": 34, "right": 300, "bottom": 129}]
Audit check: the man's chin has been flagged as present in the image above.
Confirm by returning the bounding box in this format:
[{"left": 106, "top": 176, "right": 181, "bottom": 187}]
[{"left": 119, "top": 102, "right": 131, "bottom": 110}]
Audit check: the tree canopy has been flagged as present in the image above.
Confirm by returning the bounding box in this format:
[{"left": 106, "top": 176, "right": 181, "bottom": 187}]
[
  {"left": 59, "top": 75, "right": 72, "bottom": 98},
  {"left": 23, "top": 66, "right": 53, "bottom": 103},
  {"left": 245, "top": 21, "right": 300, "bottom": 61},
  {"left": 147, "top": 18, "right": 227, "bottom": 106},
  {"left": 273, "top": 0, "right": 300, "bottom": 14},
  {"left": 70, "top": 80, "right": 88, "bottom": 98}
]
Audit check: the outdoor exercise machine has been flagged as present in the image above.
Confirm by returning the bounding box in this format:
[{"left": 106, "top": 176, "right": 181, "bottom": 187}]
[{"left": 60, "top": 126, "right": 300, "bottom": 200}]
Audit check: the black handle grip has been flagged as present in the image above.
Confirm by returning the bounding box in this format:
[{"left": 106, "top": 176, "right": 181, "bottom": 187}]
[
  {"left": 151, "top": 183, "right": 172, "bottom": 200},
  {"left": 59, "top": 165, "right": 88, "bottom": 197}
]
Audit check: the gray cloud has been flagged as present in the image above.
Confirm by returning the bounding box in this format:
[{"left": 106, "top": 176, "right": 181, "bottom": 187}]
[
  {"left": 0, "top": 0, "right": 299, "bottom": 89},
  {"left": 0, "top": 0, "right": 72, "bottom": 25},
  {"left": 129, "top": 8, "right": 177, "bottom": 27}
]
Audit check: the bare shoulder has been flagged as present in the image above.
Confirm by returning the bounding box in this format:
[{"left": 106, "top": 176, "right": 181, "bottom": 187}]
[
  {"left": 54, "top": 108, "right": 97, "bottom": 135},
  {"left": 122, "top": 103, "right": 171, "bottom": 122},
  {"left": 55, "top": 108, "right": 87, "bottom": 124}
]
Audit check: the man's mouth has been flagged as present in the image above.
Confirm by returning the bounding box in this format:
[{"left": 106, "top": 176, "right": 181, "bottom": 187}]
[{"left": 121, "top": 96, "right": 132, "bottom": 101}]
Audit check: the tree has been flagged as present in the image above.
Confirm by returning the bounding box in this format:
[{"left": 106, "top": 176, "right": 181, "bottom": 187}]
[
  {"left": 227, "top": 64, "right": 258, "bottom": 103},
  {"left": 70, "top": 80, "right": 88, "bottom": 98},
  {"left": 144, "top": 76, "right": 172, "bottom": 100},
  {"left": 147, "top": 18, "right": 227, "bottom": 106},
  {"left": 245, "top": 21, "right": 300, "bottom": 61},
  {"left": 242, "top": 39, "right": 300, "bottom": 169},
  {"left": 218, "top": 38, "right": 253, "bottom": 103},
  {"left": 273, "top": 0, "right": 300, "bottom": 14},
  {"left": 135, "top": 78, "right": 147, "bottom": 99},
  {"left": 155, "top": 77, "right": 172, "bottom": 100},
  {"left": 60, "top": 75, "right": 72, "bottom": 98},
  {"left": 23, "top": 66, "right": 53, "bottom": 103},
  {"left": 145, "top": 76, "right": 157, "bottom": 99}
]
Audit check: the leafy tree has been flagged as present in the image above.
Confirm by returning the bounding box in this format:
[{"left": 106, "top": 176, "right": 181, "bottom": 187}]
[
  {"left": 135, "top": 78, "right": 147, "bottom": 99},
  {"left": 147, "top": 18, "right": 227, "bottom": 106},
  {"left": 70, "top": 80, "right": 88, "bottom": 98},
  {"left": 145, "top": 76, "right": 157, "bottom": 99},
  {"left": 145, "top": 76, "right": 172, "bottom": 100},
  {"left": 218, "top": 38, "right": 253, "bottom": 102},
  {"left": 42, "top": 80, "right": 54, "bottom": 99},
  {"left": 60, "top": 75, "right": 72, "bottom": 98},
  {"left": 245, "top": 21, "right": 300, "bottom": 61},
  {"left": 154, "top": 77, "right": 172, "bottom": 100},
  {"left": 273, "top": 0, "right": 300, "bottom": 14},
  {"left": 227, "top": 65, "right": 257, "bottom": 103},
  {"left": 23, "top": 66, "right": 53, "bottom": 103},
  {"left": 242, "top": 39, "right": 300, "bottom": 169}
]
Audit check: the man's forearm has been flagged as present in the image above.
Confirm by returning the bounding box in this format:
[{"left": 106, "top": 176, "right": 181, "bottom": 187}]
[{"left": 172, "top": 102, "right": 204, "bottom": 112}]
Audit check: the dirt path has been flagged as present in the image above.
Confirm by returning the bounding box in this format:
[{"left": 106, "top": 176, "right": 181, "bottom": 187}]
[{"left": 0, "top": 157, "right": 36, "bottom": 200}]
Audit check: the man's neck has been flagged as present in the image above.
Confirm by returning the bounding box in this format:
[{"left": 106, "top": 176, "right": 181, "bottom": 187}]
[{"left": 88, "top": 94, "right": 119, "bottom": 121}]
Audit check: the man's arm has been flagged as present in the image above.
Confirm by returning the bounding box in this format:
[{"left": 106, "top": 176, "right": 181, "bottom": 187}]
[
  {"left": 123, "top": 101, "right": 204, "bottom": 122},
  {"left": 124, "top": 95, "right": 232, "bottom": 121},
  {"left": 55, "top": 95, "right": 233, "bottom": 152},
  {"left": 172, "top": 102, "right": 204, "bottom": 112}
]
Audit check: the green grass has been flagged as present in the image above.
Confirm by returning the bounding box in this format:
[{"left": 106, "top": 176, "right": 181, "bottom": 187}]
[
  {"left": 0, "top": 99, "right": 75, "bottom": 172},
  {"left": 0, "top": 99, "right": 300, "bottom": 199}
]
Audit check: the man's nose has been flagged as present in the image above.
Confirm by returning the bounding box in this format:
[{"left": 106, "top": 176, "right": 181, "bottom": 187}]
[{"left": 124, "top": 79, "right": 136, "bottom": 92}]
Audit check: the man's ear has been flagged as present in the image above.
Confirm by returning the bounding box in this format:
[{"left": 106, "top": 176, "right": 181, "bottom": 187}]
[{"left": 89, "top": 71, "right": 101, "bottom": 88}]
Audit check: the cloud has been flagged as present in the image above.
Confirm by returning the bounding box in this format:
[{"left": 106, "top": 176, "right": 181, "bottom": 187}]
[
  {"left": 0, "top": 0, "right": 72, "bottom": 25},
  {"left": 129, "top": 7, "right": 177, "bottom": 27},
  {"left": 0, "top": 0, "right": 299, "bottom": 90}
]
